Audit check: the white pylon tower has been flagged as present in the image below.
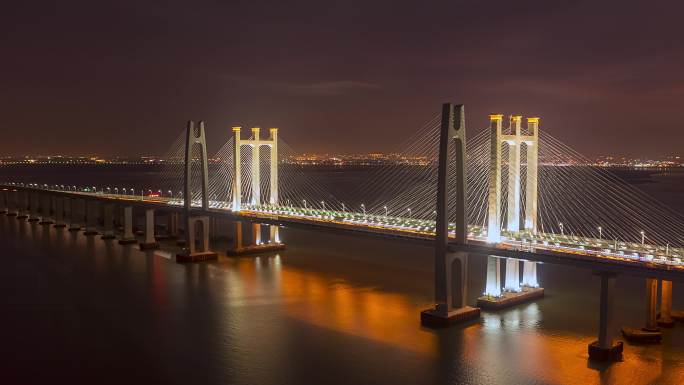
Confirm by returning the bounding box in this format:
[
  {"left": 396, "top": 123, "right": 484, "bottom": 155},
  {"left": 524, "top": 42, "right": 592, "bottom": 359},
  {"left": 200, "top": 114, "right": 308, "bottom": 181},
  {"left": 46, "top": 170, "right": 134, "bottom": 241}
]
[
  {"left": 231, "top": 127, "right": 279, "bottom": 210},
  {"left": 487, "top": 114, "right": 540, "bottom": 292},
  {"left": 487, "top": 115, "right": 539, "bottom": 240}
]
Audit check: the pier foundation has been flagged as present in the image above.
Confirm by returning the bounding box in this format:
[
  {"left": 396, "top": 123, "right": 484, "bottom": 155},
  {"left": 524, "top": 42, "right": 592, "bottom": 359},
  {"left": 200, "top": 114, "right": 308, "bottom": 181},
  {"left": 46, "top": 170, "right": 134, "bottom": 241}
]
[{"left": 176, "top": 216, "right": 217, "bottom": 263}]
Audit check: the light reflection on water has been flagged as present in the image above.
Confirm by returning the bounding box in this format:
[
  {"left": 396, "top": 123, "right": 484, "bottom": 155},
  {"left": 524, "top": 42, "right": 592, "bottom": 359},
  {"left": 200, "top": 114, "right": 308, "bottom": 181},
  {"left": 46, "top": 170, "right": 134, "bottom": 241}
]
[{"left": 2, "top": 216, "right": 684, "bottom": 384}]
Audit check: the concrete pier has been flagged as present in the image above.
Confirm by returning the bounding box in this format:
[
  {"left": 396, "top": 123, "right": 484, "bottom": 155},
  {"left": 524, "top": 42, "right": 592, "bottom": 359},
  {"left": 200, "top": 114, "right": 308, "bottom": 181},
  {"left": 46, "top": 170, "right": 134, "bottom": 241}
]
[
  {"left": 176, "top": 216, "right": 217, "bottom": 263},
  {"left": 504, "top": 258, "right": 521, "bottom": 292},
  {"left": 228, "top": 221, "right": 285, "bottom": 256},
  {"left": 118, "top": 206, "right": 137, "bottom": 244},
  {"left": 622, "top": 277, "right": 662, "bottom": 343},
  {"left": 659, "top": 280, "right": 674, "bottom": 327},
  {"left": 7, "top": 190, "right": 18, "bottom": 216},
  {"left": 484, "top": 256, "right": 502, "bottom": 297},
  {"left": 101, "top": 204, "right": 116, "bottom": 239},
  {"left": 68, "top": 199, "right": 82, "bottom": 231},
  {"left": 17, "top": 191, "right": 28, "bottom": 219},
  {"left": 53, "top": 196, "right": 66, "bottom": 227},
  {"left": 589, "top": 272, "right": 623, "bottom": 361},
  {"left": 83, "top": 200, "right": 99, "bottom": 235},
  {"left": 139, "top": 209, "right": 159, "bottom": 249},
  {"left": 39, "top": 194, "right": 53, "bottom": 224},
  {"left": 27, "top": 193, "right": 40, "bottom": 222},
  {"left": 645, "top": 278, "right": 659, "bottom": 331},
  {"left": 0, "top": 189, "right": 7, "bottom": 214}
]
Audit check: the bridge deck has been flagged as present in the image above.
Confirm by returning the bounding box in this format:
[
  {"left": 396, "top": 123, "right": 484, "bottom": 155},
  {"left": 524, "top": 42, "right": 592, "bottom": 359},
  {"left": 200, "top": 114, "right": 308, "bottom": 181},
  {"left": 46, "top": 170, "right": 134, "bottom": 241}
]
[{"left": 4, "top": 185, "right": 684, "bottom": 281}]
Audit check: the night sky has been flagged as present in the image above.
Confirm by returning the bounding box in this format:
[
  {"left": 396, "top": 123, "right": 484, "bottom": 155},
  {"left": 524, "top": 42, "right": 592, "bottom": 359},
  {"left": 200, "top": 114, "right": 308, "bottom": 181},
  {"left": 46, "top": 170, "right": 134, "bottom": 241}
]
[{"left": 2, "top": 1, "right": 683, "bottom": 157}]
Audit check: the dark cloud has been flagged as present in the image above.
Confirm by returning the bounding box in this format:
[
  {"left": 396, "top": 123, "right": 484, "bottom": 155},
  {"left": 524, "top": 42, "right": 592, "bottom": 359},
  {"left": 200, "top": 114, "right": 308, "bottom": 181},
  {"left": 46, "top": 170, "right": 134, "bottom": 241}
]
[{"left": 1, "top": 0, "right": 683, "bottom": 157}]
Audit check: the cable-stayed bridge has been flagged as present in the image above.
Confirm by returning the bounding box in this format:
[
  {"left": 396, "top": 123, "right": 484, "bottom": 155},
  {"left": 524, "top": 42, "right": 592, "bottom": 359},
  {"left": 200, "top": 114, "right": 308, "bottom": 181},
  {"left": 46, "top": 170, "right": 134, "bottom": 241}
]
[{"left": 2, "top": 103, "right": 684, "bottom": 361}]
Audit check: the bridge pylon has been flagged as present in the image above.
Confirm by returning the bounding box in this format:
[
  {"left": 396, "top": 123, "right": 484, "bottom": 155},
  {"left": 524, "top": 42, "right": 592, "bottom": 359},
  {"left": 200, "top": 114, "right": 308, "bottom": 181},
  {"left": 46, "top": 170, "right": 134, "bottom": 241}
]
[
  {"left": 177, "top": 120, "right": 217, "bottom": 263},
  {"left": 231, "top": 127, "right": 278, "bottom": 211},
  {"left": 421, "top": 103, "right": 480, "bottom": 327},
  {"left": 487, "top": 115, "right": 539, "bottom": 241}
]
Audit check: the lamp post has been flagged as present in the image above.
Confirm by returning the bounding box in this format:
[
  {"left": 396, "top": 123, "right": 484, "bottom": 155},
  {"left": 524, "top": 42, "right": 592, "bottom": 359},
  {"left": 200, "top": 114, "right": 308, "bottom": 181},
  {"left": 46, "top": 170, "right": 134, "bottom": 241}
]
[
  {"left": 407, "top": 208, "right": 412, "bottom": 218},
  {"left": 559, "top": 222, "right": 564, "bottom": 236},
  {"left": 303, "top": 199, "right": 307, "bottom": 209},
  {"left": 641, "top": 231, "right": 645, "bottom": 245},
  {"left": 598, "top": 226, "right": 602, "bottom": 240},
  {"left": 384, "top": 206, "right": 388, "bottom": 217},
  {"left": 321, "top": 201, "right": 325, "bottom": 211},
  {"left": 361, "top": 203, "right": 365, "bottom": 216}
]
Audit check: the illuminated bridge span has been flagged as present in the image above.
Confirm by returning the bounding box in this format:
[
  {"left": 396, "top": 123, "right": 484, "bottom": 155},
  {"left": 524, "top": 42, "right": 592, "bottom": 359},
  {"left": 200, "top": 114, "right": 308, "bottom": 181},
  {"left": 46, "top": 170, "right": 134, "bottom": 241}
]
[{"left": 3, "top": 104, "right": 684, "bottom": 361}]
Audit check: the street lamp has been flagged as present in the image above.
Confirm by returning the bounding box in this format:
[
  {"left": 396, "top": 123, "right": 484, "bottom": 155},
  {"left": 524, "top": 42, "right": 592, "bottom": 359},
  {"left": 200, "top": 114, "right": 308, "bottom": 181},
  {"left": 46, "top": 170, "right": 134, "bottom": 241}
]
[
  {"left": 342, "top": 203, "right": 345, "bottom": 212},
  {"left": 666, "top": 243, "right": 670, "bottom": 256},
  {"left": 641, "top": 231, "right": 645, "bottom": 245},
  {"left": 321, "top": 201, "right": 325, "bottom": 210},
  {"left": 384, "top": 205, "right": 388, "bottom": 217},
  {"left": 361, "top": 203, "right": 365, "bottom": 216},
  {"left": 303, "top": 199, "right": 307, "bottom": 209},
  {"left": 598, "top": 226, "right": 602, "bottom": 240},
  {"left": 559, "top": 222, "right": 564, "bottom": 236},
  {"left": 407, "top": 208, "right": 412, "bottom": 218}
]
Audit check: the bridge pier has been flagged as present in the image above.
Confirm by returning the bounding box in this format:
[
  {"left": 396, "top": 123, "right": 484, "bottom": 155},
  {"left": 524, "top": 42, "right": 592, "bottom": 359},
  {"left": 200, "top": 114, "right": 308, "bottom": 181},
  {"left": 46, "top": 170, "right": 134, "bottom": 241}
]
[
  {"left": 645, "top": 278, "right": 659, "bottom": 331},
  {"left": 83, "top": 200, "right": 99, "bottom": 235},
  {"left": 101, "top": 203, "right": 116, "bottom": 239},
  {"left": 421, "top": 251, "right": 479, "bottom": 327},
  {"left": 522, "top": 261, "right": 539, "bottom": 287},
  {"left": 252, "top": 223, "right": 262, "bottom": 245},
  {"left": 139, "top": 209, "right": 159, "bottom": 249},
  {"left": 269, "top": 225, "right": 280, "bottom": 244},
  {"left": 7, "top": 190, "right": 18, "bottom": 216},
  {"left": 478, "top": 257, "right": 544, "bottom": 310},
  {"left": 0, "top": 189, "right": 8, "bottom": 214},
  {"left": 39, "top": 194, "right": 53, "bottom": 224},
  {"left": 176, "top": 216, "right": 217, "bottom": 262},
  {"left": 588, "top": 272, "right": 623, "bottom": 361},
  {"left": 621, "top": 277, "right": 662, "bottom": 342},
  {"left": 27, "top": 193, "right": 40, "bottom": 222},
  {"left": 167, "top": 212, "right": 180, "bottom": 239},
  {"left": 234, "top": 221, "right": 243, "bottom": 249},
  {"left": 483, "top": 256, "right": 502, "bottom": 297},
  {"left": 118, "top": 206, "right": 137, "bottom": 244},
  {"left": 68, "top": 199, "right": 83, "bottom": 231},
  {"left": 17, "top": 191, "right": 28, "bottom": 219},
  {"left": 504, "top": 258, "right": 521, "bottom": 292},
  {"left": 228, "top": 221, "right": 285, "bottom": 256},
  {"left": 658, "top": 280, "right": 674, "bottom": 327},
  {"left": 53, "top": 196, "right": 66, "bottom": 227}
]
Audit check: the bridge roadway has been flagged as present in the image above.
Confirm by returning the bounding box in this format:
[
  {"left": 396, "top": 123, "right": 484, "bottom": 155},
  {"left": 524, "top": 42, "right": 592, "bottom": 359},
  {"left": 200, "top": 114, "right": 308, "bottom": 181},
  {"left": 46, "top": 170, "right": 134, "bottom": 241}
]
[{"left": 5, "top": 185, "right": 684, "bottom": 282}]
